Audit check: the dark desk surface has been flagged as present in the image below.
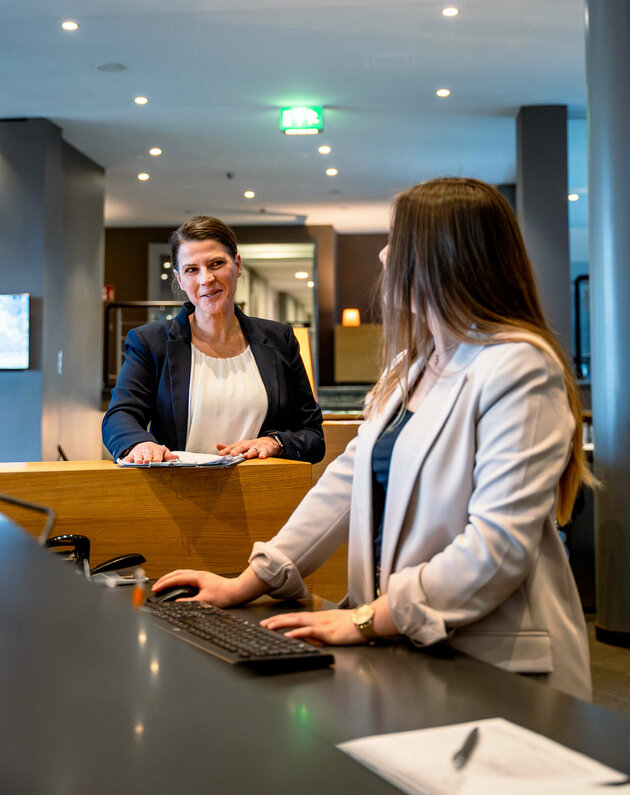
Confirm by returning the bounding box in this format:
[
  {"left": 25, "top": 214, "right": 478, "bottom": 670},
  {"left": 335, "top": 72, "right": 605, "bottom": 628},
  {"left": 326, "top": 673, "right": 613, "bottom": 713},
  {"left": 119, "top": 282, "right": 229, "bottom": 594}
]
[{"left": 1, "top": 514, "right": 630, "bottom": 795}]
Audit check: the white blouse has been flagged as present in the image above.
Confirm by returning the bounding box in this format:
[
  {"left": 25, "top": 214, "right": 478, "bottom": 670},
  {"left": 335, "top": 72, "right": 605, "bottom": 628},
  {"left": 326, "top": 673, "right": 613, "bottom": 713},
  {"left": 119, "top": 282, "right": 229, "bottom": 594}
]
[{"left": 186, "top": 344, "right": 268, "bottom": 454}]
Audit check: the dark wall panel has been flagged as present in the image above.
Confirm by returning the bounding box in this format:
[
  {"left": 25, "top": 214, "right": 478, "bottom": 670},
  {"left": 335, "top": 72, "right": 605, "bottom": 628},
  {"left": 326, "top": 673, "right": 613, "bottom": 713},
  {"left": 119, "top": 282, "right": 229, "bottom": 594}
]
[{"left": 336, "top": 233, "right": 387, "bottom": 325}]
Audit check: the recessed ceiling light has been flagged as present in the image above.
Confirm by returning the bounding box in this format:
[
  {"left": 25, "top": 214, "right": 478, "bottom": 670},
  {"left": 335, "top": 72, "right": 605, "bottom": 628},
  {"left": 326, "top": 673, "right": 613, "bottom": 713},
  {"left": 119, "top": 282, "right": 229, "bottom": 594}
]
[
  {"left": 137, "top": 173, "right": 150, "bottom": 181},
  {"left": 295, "top": 271, "right": 309, "bottom": 280},
  {"left": 160, "top": 273, "right": 168, "bottom": 281},
  {"left": 61, "top": 20, "right": 79, "bottom": 31},
  {"left": 244, "top": 190, "right": 255, "bottom": 199},
  {"left": 162, "top": 261, "right": 172, "bottom": 269},
  {"left": 307, "top": 281, "right": 314, "bottom": 288},
  {"left": 568, "top": 193, "right": 580, "bottom": 202},
  {"left": 318, "top": 145, "right": 332, "bottom": 155},
  {"left": 442, "top": 7, "right": 459, "bottom": 17},
  {"left": 436, "top": 88, "right": 451, "bottom": 98},
  {"left": 149, "top": 147, "right": 162, "bottom": 157},
  {"left": 326, "top": 168, "right": 338, "bottom": 176},
  {"left": 134, "top": 96, "right": 149, "bottom": 105}
]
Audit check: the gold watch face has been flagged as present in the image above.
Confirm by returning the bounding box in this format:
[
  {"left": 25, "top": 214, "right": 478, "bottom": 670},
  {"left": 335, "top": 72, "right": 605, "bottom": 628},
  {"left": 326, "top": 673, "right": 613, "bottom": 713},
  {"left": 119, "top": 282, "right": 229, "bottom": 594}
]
[{"left": 353, "top": 604, "right": 374, "bottom": 626}]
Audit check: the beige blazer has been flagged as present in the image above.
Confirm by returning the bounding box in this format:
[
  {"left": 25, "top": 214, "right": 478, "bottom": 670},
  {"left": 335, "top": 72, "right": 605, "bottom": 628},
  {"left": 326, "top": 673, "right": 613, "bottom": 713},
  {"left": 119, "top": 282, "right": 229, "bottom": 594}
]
[{"left": 250, "top": 341, "right": 592, "bottom": 700}]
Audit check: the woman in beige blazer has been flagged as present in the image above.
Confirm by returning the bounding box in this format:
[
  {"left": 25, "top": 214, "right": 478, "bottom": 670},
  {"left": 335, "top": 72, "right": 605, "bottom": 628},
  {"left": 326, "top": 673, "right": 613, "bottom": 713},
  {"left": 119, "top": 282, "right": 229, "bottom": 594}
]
[{"left": 154, "top": 178, "right": 593, "bottom": 700}]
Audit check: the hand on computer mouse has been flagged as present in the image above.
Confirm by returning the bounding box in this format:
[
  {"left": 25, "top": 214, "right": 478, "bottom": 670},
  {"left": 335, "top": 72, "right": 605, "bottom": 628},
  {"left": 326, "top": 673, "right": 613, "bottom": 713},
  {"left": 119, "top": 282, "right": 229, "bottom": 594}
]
[
  {"left": 146, "top": 585, "right": 199, "bottom": 603},
  {"left": 152, "top": 567, "right": 267, "bottom": 608}
]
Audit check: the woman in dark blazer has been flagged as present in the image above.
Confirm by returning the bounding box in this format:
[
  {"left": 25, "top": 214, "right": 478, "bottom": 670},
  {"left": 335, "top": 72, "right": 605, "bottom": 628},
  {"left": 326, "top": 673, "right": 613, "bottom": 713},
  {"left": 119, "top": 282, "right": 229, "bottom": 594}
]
[{"left": 102, "top": 216, "right": 324, "bottom": 465}]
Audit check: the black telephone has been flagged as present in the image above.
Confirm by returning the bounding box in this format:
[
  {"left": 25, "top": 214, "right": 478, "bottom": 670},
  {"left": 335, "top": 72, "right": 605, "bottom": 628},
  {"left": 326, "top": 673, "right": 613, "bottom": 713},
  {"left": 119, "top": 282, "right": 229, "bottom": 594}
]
[
  {"left": 90, "top": 553, "right": 146, "bottom": 576},
  {"left": 45, "top": 535, "right": 145, "bottom": 577}
]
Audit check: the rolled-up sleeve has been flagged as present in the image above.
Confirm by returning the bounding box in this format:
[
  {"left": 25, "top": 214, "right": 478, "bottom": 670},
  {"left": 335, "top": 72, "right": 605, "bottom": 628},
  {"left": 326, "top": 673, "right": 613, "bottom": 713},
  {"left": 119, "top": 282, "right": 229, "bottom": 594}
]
[{"left": 249, "top": 435, "right": 358, "bottom": 599}]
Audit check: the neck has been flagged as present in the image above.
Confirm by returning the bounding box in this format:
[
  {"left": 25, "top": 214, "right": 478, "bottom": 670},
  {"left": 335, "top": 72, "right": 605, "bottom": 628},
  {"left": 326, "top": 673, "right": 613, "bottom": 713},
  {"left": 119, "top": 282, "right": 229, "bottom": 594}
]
[
  {"left": 192, "top": 307, "right": 237, "bottom": 342},
  {"left": 430, "top": 327, "right": 458, "bottom": 368}
]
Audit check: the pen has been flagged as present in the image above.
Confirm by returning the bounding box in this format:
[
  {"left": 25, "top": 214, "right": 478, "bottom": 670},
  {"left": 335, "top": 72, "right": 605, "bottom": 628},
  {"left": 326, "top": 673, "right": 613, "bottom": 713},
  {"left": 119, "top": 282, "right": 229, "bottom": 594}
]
[{"left": 452, "top": 726, "right": 479, "bottom": 770}]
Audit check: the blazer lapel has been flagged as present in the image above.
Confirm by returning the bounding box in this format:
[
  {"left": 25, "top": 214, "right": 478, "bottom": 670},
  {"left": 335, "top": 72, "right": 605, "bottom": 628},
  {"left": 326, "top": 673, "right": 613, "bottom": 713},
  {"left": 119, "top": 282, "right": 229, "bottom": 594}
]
[
  {"left": 167, "top": 339, "right": 192, "bottom": 450},
  {"left": 349, "top": 358, "right": 427, "bottom": 601},
  {"left": 166, "top": 305, "right": 194, "bottom": 451},
  {"left": 379, "top": 344, "right": 483, "bottom": 585},
  {"left": 237, "top": 310, "right": 279, "bottom": 425}
]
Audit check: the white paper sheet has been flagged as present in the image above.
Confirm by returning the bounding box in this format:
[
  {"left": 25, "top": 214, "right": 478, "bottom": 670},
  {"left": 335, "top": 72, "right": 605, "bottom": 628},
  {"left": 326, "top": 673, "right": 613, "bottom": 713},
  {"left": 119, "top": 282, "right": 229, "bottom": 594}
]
[
  {"left": 116, "top": 451, "right": 244, "bottom": 467},
  {"left": 338, "top": 718, "right": 629, "bottom": 795}
]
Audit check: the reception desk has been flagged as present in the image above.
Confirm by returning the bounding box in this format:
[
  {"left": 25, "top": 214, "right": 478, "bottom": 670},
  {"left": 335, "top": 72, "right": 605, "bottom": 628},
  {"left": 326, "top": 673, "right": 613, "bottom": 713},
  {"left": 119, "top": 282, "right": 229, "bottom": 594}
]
[
  {"left": 0, "top": 459, "right": 312, "bottom": 580},
  {"left": 2, "top": 514, "right": 630, "bottom": 794}
]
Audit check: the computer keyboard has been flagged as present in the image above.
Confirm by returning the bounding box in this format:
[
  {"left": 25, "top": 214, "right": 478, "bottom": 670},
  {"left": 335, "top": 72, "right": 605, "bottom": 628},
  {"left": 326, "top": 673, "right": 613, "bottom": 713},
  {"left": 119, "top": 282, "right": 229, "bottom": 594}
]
[{"left": 144, "top": 602, "right": 335, "bottom": 673}]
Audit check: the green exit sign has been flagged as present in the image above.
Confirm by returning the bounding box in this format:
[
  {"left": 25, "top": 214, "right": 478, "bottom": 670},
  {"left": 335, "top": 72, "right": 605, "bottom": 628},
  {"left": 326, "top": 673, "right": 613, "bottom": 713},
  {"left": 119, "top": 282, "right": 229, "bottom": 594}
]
[{"left": 280, "top": 106, "right": 323, "bottom": 135}]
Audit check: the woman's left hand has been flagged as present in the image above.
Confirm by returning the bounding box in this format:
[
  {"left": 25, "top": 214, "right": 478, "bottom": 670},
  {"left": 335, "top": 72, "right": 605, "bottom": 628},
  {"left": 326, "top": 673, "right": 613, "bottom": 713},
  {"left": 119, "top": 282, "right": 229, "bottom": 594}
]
[
  {"left": 217, "top": 436, "right": 282, "bottom": 459},
  {"left": 260, "top": 609, "right": 366, "bottom": 645}
]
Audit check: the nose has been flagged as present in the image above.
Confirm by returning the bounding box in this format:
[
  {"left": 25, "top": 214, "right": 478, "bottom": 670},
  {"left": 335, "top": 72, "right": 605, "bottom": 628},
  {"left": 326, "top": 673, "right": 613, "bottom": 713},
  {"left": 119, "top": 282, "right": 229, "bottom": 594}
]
[
  {"left": 379, "top": 245, "right": 389, "bottom": 268},
  {"left": 200, "top": 266, "right": 215, "bottom": 283}
]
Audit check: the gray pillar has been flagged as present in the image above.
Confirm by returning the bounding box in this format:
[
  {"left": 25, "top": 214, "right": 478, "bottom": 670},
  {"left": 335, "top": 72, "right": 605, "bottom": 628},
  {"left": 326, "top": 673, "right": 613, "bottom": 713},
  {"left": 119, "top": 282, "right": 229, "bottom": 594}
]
[
  {"left": 586, "top": 0, "right": 630, "bottom": 644},
  {"left": 516, "top": 106, "right": 572, "bottom": 357},
  {"left": 0, "top": 119, "right": 104, "bottom": 462},
  {"left": 0, "top": 120, "right": 61, "bottom": 461}
]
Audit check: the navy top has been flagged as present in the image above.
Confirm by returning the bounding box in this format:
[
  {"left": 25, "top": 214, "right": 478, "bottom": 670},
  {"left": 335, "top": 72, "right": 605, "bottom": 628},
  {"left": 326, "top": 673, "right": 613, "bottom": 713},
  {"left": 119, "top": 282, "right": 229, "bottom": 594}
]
[{"left": 371, "top": 407, "right": 414, "bottom": 595}]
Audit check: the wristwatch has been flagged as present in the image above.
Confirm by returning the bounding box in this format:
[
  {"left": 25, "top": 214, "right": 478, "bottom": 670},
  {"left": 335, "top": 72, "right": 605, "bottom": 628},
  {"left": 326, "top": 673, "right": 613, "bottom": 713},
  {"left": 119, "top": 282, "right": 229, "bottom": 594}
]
[
  {"left": 351, "top": 604, "right": 378, "bottom": 642},
  {"left": 268, "top": 432, "right": 284, "bottom": 455}
]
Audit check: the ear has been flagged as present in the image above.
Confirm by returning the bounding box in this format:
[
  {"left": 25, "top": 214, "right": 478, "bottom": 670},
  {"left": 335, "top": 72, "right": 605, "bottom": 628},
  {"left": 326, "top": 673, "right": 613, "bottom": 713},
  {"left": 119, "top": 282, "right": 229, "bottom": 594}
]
[
  {"left": 234, "top": 253, "right": 242, "bottom": 277},
  {"left": 174, "top": 269, "right": 182, "bottom": 289}
]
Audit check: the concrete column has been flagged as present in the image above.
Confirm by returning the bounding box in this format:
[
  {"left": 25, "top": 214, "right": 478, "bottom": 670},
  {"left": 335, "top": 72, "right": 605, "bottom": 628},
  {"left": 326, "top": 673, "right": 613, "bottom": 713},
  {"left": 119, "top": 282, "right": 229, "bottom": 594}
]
[
  {"left": 586, "top": 0, "right": 630, "bottom": 645},
  {"left": 0, "top": 119, "right": 104, "bottom": 462},
  {"left": 0, "top": 119, "right": 61, "bottom": 461},
  {"left": 516, "top": 106, "right": 572, "bottom": 357}
]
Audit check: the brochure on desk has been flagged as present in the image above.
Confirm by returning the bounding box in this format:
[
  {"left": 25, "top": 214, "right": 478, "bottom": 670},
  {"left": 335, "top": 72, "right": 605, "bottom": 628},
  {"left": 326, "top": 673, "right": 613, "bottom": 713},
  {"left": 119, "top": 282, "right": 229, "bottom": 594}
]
[{"left": 116, "top": 451, "right": 245, "bottom": 468}]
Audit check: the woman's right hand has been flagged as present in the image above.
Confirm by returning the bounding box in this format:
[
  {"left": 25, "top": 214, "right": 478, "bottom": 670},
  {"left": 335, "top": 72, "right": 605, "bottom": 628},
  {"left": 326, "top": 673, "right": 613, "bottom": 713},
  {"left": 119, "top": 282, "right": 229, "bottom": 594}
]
[
  {"left": 123, "top": 442, "right": 179, "bottom": 464},
  {"left": 152, "top": 566, "right": 268, "bottom": 607}
]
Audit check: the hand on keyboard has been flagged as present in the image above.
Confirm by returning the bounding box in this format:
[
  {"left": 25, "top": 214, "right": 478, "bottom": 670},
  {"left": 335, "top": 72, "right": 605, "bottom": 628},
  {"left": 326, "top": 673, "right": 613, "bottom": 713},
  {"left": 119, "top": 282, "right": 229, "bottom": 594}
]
[
  {"left": 145, "top": 602, "right": 335, "bottom": 673},
  {"left": 261, "top": 609, "right": 366, "bottom": 645}
]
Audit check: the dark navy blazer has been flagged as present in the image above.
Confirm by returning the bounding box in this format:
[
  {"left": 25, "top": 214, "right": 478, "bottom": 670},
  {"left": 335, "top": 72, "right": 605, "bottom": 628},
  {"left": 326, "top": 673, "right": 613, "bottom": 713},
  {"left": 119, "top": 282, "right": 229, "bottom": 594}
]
[{"left": 102, "top": 303, "right": 325, "bottom": 464}]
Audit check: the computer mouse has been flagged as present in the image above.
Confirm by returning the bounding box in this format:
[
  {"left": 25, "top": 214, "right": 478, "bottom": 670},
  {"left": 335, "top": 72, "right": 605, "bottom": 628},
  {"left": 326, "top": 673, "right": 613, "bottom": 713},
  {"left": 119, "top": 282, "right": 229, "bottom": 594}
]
[{"left": 147, "top": 584, "right": 200, "bottom": 603}]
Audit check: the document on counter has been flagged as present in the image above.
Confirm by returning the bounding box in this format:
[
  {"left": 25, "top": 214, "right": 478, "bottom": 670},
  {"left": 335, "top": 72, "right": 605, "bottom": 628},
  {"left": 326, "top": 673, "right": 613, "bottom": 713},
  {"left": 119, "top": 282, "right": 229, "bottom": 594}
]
[
  {"left": 338, "top": 718, "right": 630, "bottom": 795},
  {"left": 116, "top": 451, "right": 245, "bottom": 468}
]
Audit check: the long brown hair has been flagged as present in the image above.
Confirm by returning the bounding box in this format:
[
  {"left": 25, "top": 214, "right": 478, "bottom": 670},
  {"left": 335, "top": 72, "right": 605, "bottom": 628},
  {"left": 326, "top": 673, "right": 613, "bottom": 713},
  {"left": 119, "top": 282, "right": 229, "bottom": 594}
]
[{"left": 368, "top": 177, "right": 591, "bottom": 524}]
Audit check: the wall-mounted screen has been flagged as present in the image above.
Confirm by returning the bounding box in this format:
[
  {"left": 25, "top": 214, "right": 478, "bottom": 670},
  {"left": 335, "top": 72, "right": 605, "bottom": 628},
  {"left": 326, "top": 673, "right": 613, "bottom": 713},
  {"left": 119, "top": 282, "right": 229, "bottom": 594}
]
[{"left": 0, "top": 294, "right": 29, "bottom": 369}]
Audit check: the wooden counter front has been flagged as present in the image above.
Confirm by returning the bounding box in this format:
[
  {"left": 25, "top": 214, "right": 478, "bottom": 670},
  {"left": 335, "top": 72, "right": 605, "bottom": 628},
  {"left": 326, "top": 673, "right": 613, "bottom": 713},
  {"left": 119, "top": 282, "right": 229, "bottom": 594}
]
[{"left": 0, "top": 459, "right": 311, "bottom": 580}]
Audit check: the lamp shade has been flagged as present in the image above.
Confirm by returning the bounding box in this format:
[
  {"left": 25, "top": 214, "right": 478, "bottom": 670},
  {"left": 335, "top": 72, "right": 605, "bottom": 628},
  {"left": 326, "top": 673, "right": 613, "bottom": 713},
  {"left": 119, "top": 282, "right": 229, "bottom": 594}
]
[{"left": 342, "top": 308, "right": 361, "bottom": 327}]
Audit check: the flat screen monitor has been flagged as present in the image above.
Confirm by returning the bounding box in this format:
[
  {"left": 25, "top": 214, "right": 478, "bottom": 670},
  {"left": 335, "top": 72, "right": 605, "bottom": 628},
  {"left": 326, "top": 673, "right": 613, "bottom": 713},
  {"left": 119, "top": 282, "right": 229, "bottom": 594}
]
[{"left": 0, "top": 293, "right": 29, "bottom": 369}]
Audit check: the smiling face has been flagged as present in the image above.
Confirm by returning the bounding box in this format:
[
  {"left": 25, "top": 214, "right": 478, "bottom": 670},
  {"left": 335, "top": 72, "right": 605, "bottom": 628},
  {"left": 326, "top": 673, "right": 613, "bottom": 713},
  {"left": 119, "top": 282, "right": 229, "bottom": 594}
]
[{"left": 174, "top": 238, "right": 241, "bottom": 318}]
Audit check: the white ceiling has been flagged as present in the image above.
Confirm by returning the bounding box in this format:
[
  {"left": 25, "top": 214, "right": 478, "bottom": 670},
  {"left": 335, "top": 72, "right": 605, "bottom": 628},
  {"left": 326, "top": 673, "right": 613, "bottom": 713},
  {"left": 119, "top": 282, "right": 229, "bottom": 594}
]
[{"left": 0, "top": 0, "right": 587, "bottom": 233}]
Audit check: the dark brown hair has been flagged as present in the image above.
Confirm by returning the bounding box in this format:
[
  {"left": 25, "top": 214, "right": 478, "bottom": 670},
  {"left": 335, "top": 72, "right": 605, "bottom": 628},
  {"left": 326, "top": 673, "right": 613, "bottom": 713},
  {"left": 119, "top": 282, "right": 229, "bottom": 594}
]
[
  {"left": 368, "top": 177, "right": 591, "bottom": 524},
  {"left": 169, "top": 216, "right": 238, "bottom": 272}
]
